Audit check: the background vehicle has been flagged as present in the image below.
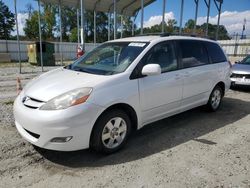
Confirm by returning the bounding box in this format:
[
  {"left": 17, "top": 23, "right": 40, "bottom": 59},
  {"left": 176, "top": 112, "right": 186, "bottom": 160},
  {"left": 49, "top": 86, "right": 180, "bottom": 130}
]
[
  {"left": 231, "top": 55, "right": 250, "bottom": 87},
  {"left": 14, "top": 35, "right": 231, "bottom": 153}
]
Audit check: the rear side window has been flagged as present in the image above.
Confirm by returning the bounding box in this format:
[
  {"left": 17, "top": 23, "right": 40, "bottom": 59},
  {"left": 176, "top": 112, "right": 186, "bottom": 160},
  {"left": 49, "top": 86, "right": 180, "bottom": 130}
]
[
  {"left": 205, "top": 42, "right": 227, "bottom": 63},
  {"left": 179, "top": 40, "right": 209, "bottom": 68}
]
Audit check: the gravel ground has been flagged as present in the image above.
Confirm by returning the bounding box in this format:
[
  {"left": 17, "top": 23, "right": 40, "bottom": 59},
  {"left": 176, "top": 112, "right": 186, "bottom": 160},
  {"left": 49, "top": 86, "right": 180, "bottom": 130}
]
[{"left": 0, "top": 65, "right": 250, "bottom": 188}]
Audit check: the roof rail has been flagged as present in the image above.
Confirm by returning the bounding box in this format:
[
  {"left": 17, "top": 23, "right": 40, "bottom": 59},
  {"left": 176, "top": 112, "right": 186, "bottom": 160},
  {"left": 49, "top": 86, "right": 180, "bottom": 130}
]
[
  {"left": 136, "top": 32, "right": 215, "bottom": 40},
  {"left": 137, "top": 33, "right": 163, "bottom": 36},
  {"left": 160, "top": 32, "right": 216, "bottom": 40}
]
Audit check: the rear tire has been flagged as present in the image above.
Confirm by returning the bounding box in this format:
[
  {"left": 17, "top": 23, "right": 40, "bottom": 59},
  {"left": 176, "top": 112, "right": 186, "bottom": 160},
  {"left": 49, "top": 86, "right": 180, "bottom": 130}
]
[
  {"left": 90, "top": 109, "right": 131, "bottom": 154},
  {"left": 206, "top": 85, "right": 223, "bottom": 112}
]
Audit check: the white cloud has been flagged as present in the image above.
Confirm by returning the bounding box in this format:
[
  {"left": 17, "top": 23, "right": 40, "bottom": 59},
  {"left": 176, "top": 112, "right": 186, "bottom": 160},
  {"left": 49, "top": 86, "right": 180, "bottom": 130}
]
[
  {"left": 197, "top": 10, "right": 250, "bottom": 35},
  {"left": 143, "top": 12, "right": 175, "bottom": 28},
  {"left": 12, "top": 13, "right": 29, "bottom": 36}
]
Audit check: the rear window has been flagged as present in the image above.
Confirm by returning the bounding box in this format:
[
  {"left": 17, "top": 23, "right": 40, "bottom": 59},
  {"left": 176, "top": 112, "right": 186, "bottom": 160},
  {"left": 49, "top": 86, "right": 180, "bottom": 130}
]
[
  {"left": 179, "top": 40, "right": 209, "bottom": 68},
  {"left": 205, "top": 42, "right": 227, "bottom": 63}
]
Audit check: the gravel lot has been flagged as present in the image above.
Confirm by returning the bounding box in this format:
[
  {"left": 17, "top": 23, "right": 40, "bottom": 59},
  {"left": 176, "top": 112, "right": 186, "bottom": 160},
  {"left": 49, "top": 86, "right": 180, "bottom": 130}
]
[{"left": 0, "top": 64, "right": 250, "bottom": 188}]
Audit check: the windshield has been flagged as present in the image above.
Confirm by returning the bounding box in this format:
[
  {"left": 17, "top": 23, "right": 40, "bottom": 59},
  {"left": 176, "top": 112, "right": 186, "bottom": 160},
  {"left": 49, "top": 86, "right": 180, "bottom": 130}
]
[
  {"left": 66, "top": 42, "right": 148, "bottom": 75},
  {"left": 240, "top": 55, "right": 250, "bottom": 65}
]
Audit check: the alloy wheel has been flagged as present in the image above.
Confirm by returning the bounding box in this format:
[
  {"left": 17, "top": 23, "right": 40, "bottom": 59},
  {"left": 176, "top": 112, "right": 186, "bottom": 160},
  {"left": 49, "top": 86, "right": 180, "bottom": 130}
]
[
  {"left": 211, "top": 89, "right": 221, "bottom": 110},
  {"left": 101, "top": 117, "right": 127, "bottom": 149}
]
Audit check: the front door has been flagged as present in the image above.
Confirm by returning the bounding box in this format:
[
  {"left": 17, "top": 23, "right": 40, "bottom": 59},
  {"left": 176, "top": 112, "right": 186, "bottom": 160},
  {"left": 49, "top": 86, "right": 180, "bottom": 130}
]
[{"left": 138, "top": 41, "right": 183, "bottom": 124}]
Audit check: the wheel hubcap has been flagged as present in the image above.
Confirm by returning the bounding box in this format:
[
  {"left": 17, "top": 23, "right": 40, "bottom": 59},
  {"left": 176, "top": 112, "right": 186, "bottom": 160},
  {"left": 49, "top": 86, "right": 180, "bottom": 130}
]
[
  {"left": 102, "top": 117, "right": 127, "bottom": 149},
  {"left": 211, "top": 89, "right": 221, "bottom": 109}
]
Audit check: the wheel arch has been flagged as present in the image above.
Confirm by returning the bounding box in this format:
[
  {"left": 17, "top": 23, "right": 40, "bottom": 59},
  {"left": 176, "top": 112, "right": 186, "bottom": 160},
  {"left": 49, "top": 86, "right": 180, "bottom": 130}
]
[
  {"left": 215, "top": 81, "right": 225, "bottom": 96},
  {"left": 90, "top": 103, "right": 138, "bottom": 144}
]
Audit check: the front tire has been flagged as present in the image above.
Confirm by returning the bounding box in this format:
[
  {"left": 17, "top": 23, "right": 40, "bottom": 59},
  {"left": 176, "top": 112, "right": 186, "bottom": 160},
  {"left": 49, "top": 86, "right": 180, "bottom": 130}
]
[
  {"left": 90, "top": 109, "right": 131, "bottom": 153},
  {"left": 206, "top": 85, "right": 223, "bottom": 112}
]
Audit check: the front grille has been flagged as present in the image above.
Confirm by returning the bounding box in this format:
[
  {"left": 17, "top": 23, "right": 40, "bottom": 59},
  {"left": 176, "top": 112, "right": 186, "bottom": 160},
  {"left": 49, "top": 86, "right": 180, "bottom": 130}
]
[
  {"left": 23, "top": 104, "right": 38, "bottom": 109},
  {"left": 231, "top": 73, "right": 250, "bottom": 79},
  {"left": 24, "top": 128, "right": 40, "bottom": 139},
  {"left": 22, "top": 96, "right": 45, "bottom": 109},
  {"left": 28, "top": 97, "right": 43, "bottom": 103}
]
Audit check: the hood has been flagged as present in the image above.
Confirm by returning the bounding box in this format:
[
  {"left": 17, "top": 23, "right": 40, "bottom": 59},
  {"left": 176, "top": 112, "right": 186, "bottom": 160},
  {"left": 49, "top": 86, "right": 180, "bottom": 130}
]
[
  {"left": 232, "top": 64, "right": 250, "bottom": 75},
  {"left": 24, "top": 68, "right": 109, "bottom": 101}
]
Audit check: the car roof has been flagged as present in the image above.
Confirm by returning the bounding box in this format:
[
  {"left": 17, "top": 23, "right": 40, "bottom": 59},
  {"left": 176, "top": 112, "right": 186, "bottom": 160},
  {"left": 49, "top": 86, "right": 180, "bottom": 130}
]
[
  {"left": 109, "top": 35, "right": 217, "bottom": 43},
  {"left": 111, "top": 36, "right": 160, "bottom": 42}
]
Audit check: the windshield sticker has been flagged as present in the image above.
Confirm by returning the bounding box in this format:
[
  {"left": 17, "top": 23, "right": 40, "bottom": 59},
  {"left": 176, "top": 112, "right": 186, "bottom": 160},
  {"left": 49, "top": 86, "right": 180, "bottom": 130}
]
[{"left": 128, "top": 42, "right": 146, "bottom": 47}]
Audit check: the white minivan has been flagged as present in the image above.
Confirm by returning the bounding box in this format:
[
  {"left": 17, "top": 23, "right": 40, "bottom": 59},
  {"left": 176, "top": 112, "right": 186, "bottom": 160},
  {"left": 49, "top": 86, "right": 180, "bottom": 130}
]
[{"left": 14, "top": 35, "right": 231, "bottom": 153}]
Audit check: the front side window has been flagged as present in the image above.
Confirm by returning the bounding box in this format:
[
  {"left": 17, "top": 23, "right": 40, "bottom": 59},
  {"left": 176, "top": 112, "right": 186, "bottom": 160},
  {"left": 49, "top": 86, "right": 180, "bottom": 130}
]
[
  {"left": 142, "top": 41, "right": 178, "bottom": 73},
  {"left": 179, "top": 40, "right": 209, "bottom": 68},
  {"left": 66, "top": 42, "right": 148, "bottom": 75}
]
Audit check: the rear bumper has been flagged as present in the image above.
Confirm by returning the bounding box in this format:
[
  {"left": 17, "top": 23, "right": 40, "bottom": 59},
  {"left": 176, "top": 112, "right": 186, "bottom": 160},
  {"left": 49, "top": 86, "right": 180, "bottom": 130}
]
[{"left": 13, "top": 93, "right": 104, "bottom": 151}]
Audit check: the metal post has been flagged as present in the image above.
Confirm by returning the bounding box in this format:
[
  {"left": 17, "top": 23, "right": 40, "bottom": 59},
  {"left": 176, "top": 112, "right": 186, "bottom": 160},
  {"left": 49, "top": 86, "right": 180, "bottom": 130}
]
[
  {"left": 37, "top": 0, "right": 43, "bottom": 71},
  {"left": 108, "top": 12, "right": 111, "bottom": 40},
  {"left": 94, "top": 0, "right": 99, "bottom": 44},
  {"left": 132, "top": 17, "right": 135, "bottom": 36},
  {"left": 132, "top": 12, "right": 139, "bottom": 36},
  {"left": 113, "top": 0, "right": 117, "bottom": 39},
  {"left": 94, "top": 10, "right": 96, "bottom": 44},
  {"left": 59, "top": 0, "right": 63, "bottom": 65},
  {"left": 140, "top": 0, "right": 144, "bottom": 34},
  {"left": 193, "top": 0, "right": 199, "bottom": 34},
  {"left": 80, "top": 0, "right": 85, "bottom": 49},
  {"left": 77, "top": 9, "right": 80, "bottom": 45},
  {"left": 241, "top": 18, "right": 246, "bottom": 39},
  {"left": 14, "top": 0, "right": 21, "bottom": 73},
  {"left": 214, "top": 0, "right": 223, "bottom": 40},
  {"left": 204, "top": 0, "right": 210, "bottom": 36},
  {"left": 162, "top": 0, "right": 166, "bottom": 33},
  {"left": 216, "top": 3, "right": 221, "bottom": 40},
  {"left": 179, "top": 0, "right": 184, "bottom": 34},
  {"left": 234, "top": 33, "right": 238, "bottom": 56},
  {"left": 120, "top": 15, "right": 123, "bottom": 38}
]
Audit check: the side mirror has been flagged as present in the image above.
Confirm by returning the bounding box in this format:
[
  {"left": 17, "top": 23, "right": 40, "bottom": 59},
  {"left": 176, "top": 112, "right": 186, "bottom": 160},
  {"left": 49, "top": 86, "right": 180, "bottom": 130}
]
[
  {"left": 235, "top": 61, "right": 240, "bottom": 64},
  {"left": 141, "top": 64, "right": 161, "bottom": 76}
]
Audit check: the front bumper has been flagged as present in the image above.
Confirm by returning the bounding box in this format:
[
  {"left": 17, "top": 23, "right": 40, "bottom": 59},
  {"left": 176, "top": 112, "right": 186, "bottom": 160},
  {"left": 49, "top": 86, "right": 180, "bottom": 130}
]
[
  {"left": 13, "top": 94, "right": 104, "bottom": 151},
  {"left": 230, "top": 77, "right": 250, "bottom": 86}
]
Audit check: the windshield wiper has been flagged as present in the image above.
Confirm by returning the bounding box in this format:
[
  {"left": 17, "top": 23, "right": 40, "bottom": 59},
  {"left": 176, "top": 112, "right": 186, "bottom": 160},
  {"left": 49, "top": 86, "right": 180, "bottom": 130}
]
[{"left": 73, "top": 67, "right": 95, "bottom": 74}]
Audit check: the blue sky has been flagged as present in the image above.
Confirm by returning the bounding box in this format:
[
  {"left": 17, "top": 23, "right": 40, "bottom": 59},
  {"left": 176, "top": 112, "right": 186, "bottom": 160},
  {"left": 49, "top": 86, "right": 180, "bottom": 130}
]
[
  {"left": 139, "top": 0, "right": 249, "bottom": 24},
  {"left": 3, "top": 0, "right": 250, "bottom": 35}
]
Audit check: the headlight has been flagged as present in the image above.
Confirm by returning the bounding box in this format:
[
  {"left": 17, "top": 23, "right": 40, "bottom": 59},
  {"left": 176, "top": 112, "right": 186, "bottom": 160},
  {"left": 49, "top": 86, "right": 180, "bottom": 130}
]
[{"left": 40, "top": 87, "right": 92, "bottom": 110}]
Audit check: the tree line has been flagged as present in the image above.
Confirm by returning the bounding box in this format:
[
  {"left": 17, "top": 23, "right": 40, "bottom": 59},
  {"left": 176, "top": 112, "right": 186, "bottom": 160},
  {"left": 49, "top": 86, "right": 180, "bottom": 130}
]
[{"left": 0, "top": 0, "right": 230, "bottom": 42}]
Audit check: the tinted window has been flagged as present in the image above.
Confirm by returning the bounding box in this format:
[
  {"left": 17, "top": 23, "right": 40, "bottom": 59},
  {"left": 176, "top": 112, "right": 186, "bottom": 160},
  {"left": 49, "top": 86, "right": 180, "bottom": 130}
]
[
  {"left": 142, "top": 41, "right": 177, "bottom": 73},
  {"left": 205, "top": 42, "right": 227, "bottom": 63},
  {"left": 179, "top": 40, "right": 209, "bottom": 68}
]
